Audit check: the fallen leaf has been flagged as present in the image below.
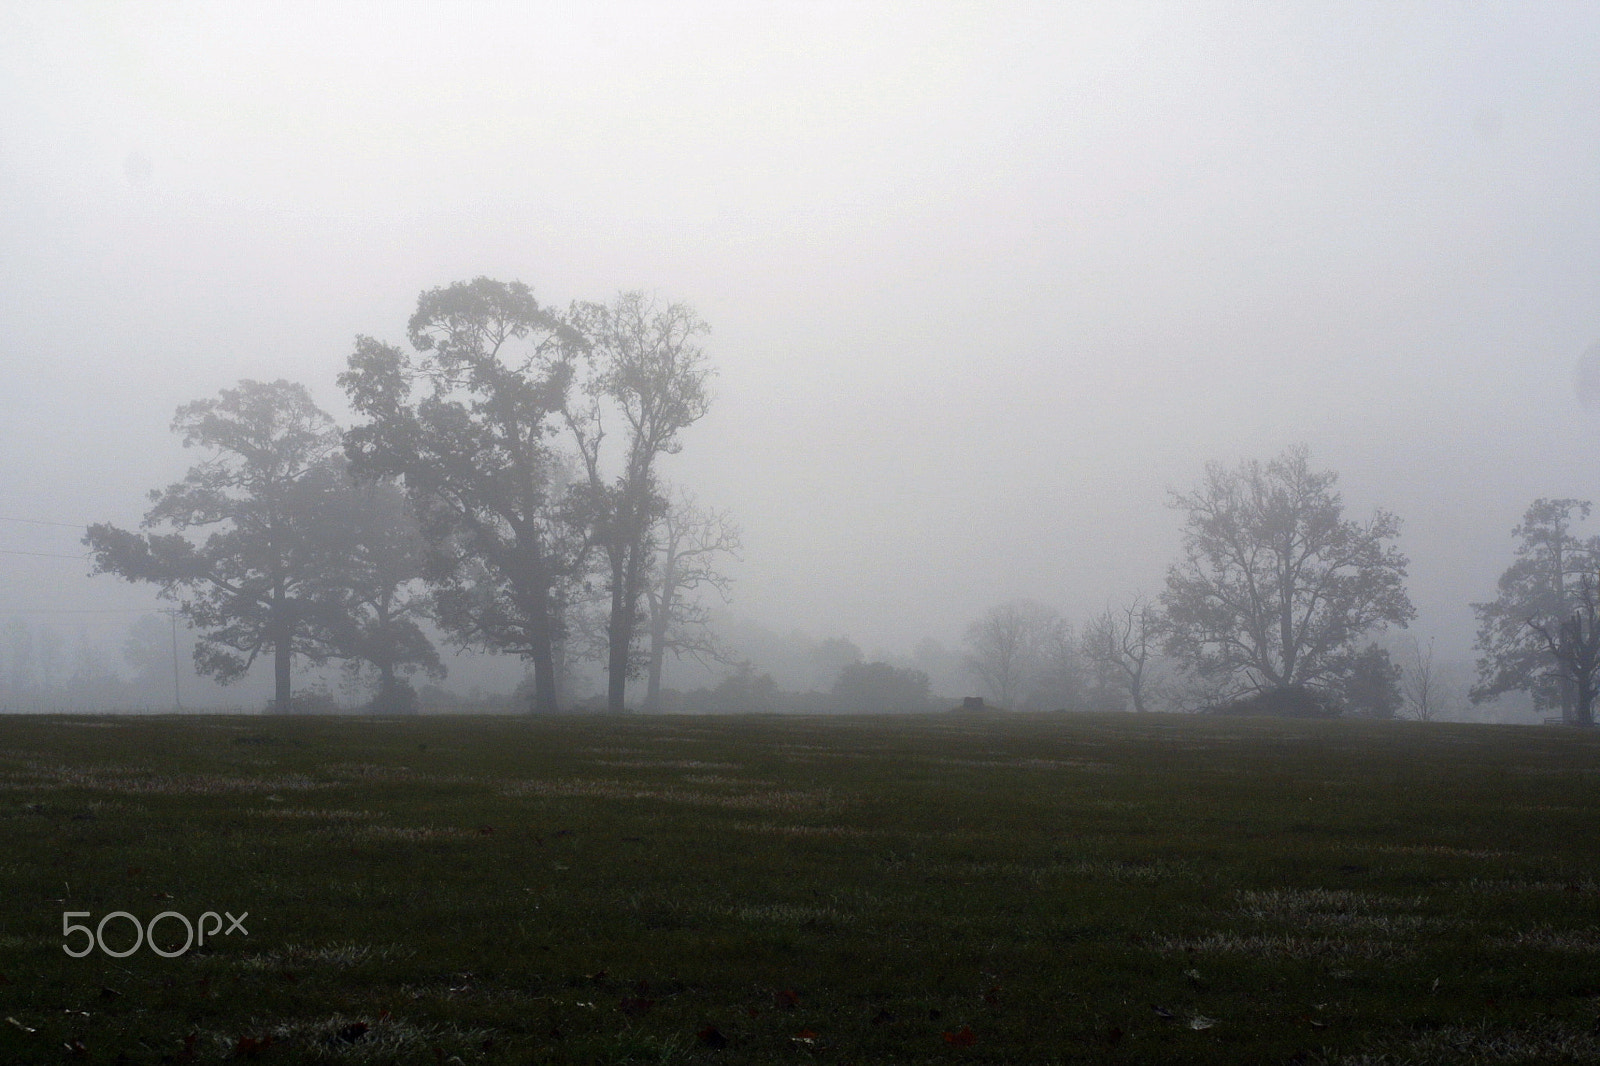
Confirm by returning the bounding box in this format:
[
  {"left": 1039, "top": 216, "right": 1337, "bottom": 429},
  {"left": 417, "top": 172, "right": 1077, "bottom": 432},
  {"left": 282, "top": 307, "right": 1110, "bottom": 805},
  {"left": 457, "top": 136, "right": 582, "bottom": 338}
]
[
  {"left": 1189, "top": 1015, "right": 1216, "bottom": 1031},
  {"left": 943, "top": 1025, "right": 977, "bottom": 1047}
]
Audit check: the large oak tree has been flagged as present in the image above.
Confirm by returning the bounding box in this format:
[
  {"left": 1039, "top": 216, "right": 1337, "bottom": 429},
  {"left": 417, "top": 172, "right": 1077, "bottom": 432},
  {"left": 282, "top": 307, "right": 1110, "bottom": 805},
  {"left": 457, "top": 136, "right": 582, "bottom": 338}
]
[
  {"left": 340, "top": 278, "right": 585, "bottom": 714},
  {"left": 1161, "top": 446, "right": 1414, "bottom": 700},
  {"left": 85, "top": 380, "right": 345, "bottom": 711}
]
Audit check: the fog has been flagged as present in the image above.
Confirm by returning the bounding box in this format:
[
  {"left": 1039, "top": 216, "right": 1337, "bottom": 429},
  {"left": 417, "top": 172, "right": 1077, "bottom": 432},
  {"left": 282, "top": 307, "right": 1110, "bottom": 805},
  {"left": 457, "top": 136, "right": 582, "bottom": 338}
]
[{"left": 3, "top": 3, "right": 1599, "bottom": 715}]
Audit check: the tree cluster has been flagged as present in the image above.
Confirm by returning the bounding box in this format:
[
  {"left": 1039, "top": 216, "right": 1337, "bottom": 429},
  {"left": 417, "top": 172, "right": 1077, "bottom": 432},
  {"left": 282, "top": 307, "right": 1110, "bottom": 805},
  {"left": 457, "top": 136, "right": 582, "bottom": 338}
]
[
  {"left": 964, "top": 446, "right": 1414, "bottom": 718},
  {"left": 87, "top": 279, "right": 737, "bottom": 714}
]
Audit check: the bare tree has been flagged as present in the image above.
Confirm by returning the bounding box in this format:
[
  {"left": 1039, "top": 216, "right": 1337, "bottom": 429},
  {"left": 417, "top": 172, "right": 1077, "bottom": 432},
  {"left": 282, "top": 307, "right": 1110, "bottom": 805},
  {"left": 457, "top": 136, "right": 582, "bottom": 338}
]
[
  {"left": 1396, "top": 634, "right": 1443, "bottom": 721},
  {"left": 1032, "top": 618, "right": 1087, "bottom": 710},
  {"left": 641, "top": 491, "right": 742, "bottom": 713},
  {"left": 565, "top": 293, "right": 714, "bottom": 713},
  {"left": 1082, "top": 595, "right": 1161, "bottom": 713},
  {"left": 1162, "top": 445, "right": 1415, "bottom": 699},
  {"left": 963, "top": 600, "right": 1060, "bottom": 709}
]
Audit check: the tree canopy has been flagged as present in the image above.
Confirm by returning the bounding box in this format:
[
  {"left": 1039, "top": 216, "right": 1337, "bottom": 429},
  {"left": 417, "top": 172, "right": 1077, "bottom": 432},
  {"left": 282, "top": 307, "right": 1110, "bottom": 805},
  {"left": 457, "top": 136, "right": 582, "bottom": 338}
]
[
  {"left": 340, "top": 278, "right": 587, "bottom": 713},
  {"left": 1473, "top": 498, "right": 1600, "bottom": 725},
  {"left": 1161, "top": 445, "right": 1414, "bottom": 699},
  {"left": 85, "top": 379, "right": 345, "bottom": 711}
]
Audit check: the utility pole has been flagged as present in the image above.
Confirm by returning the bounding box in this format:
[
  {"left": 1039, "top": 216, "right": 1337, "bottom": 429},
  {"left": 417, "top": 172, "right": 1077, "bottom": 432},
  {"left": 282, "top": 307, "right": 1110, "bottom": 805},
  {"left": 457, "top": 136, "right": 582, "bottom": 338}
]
[{"left": 159, "top": 608, "right": 183, "bottom": 712}]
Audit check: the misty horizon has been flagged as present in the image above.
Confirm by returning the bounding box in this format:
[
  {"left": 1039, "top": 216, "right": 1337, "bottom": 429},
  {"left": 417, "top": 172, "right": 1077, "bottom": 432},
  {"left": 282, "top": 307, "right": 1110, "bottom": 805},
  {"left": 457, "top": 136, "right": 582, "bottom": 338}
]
[{"left": 4, "top": 3, "right": 1600, "bottom": 720}]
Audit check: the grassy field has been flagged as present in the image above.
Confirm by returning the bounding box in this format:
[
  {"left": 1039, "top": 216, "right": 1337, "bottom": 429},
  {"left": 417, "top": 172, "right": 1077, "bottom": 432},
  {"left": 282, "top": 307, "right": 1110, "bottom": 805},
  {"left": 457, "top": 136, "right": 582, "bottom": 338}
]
[{"left": 2, "top": 711, "right": 1600, "bottom": 1064}]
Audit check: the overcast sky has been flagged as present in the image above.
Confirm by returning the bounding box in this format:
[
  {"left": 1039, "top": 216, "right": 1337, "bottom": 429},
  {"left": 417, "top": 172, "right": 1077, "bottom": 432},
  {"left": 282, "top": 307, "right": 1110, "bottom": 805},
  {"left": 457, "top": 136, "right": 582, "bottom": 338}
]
[{"left": 3, "top": 1, "right": 1600, "bottom": 673}]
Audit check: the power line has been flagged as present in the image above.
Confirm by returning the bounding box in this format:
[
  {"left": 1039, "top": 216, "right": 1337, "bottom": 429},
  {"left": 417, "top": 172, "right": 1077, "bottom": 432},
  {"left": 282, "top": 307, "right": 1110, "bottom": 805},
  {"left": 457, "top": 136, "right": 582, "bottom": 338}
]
[
  {"left": 2, "top": 607, "right": 157, "bottom": 614},
  {"left": 0, "top": 549, "right": 90, "bottom": 560},
  {"left": 0, "top": 516, "right": 86, "bottom": 530}
]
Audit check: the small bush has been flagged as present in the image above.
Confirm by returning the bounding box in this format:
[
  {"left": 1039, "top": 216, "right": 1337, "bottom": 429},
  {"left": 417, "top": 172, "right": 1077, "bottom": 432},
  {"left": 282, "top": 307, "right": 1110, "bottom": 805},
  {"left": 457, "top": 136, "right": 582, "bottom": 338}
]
[{"left": 1209, "top": 685, "right": 1341, "bottom": 718}]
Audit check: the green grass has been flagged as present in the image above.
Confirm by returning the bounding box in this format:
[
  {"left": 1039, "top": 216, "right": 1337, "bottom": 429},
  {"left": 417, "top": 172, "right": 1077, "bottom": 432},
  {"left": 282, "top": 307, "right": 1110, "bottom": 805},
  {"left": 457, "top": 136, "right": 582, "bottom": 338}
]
[{"left": 2, "top": 711, "right": 1600, "bottom": 1064}]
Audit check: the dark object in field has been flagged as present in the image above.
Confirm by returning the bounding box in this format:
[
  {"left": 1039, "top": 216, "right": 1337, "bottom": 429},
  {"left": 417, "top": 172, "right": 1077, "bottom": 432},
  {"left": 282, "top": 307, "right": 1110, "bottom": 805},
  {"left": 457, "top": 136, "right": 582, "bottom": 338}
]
[
  {"left": 871, "top": 1009, "right": 896, "bottom": 1026},
  {"left": 1152, "top": 1004, "right": 1176, "bottom": 1021},
  {"left": 774, "top": 988, "right": 800, "bottom": 1009},
  {"left": 697, "top": 1024, "right": 728, "bottom": 1049},
  {"left": 333, "top": 1022, "right": 369, "bottom": 1043},
  {"left": 961, "top": 696, "right": 985, "bottom": 711},
  {"left": 943, "top": 1025, "right": 977, "bottom": 1046},
  {"left": 234, "top": 1033, "right": 274, "bottom": 1057},
  {"left": 1208, "top": 686, "right": 1341, "bottom": 719},
  {"left": 1338, "top": 864, "right": 1369, "bottom": 874}
]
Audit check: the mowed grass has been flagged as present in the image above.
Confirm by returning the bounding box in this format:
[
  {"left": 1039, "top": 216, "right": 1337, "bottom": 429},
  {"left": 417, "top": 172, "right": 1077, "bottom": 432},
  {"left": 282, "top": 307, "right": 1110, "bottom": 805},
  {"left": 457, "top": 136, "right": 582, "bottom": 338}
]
[{"left": 2, "top": 713, "right": 1600, "bottom": 1064}]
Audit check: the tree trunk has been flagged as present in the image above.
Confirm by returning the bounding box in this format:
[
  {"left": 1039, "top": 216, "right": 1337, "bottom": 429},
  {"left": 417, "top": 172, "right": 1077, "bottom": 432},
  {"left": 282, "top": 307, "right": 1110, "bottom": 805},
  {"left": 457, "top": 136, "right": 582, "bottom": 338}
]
[
  {"left": 530, "top": 639, "right": 558, "bottom": 714},
  {"left": 274, "top": 632, "right": 292, "bottom": 713},
  {"left": 527, "top": 589, "right": 561, "bottom": 714},
  {"left": 645, "top": 615, "right": 668, "bottom": 713},
  {"left": 606, "top": 548, "right": 629, "bottom": 713},
  {"left": 376, "top": 660, "right": 399, "bottom": 713}
]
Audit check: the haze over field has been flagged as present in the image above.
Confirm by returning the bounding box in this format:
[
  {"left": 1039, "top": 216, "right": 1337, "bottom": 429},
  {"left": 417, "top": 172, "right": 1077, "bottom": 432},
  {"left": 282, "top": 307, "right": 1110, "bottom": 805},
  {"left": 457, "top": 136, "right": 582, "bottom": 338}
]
[{"left": 3, "top": 2, "right": 1600, "bottom": 711}]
